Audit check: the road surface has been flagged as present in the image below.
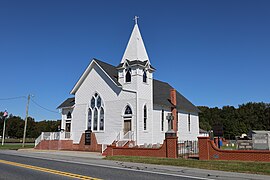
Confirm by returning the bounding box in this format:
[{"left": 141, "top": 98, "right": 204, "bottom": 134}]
[
  {"left": 0, "top": 150, "right": 269, "bottom": 180},
  {"left": 0, "top": 151, "right": 209, "bottom": 180}
]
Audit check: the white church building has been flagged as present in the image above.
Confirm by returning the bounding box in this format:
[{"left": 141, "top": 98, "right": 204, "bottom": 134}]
[{"left": 57, "top": 20, "right": 200, "bottom": 149}]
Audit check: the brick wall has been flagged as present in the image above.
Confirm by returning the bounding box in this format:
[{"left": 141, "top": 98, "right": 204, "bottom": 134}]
[
  {"left": 35, "top": 132, "right": 102, "bottom": 152},
  {"left": 103, "top": 136, "right": 178, "bottom": 158},
  {"left": 35, "top": 140, "right": 73, "bottom": 150},
  {"left": 170, "top": 89, "right": 178, "bottom": 132},
  {"left": 73, "top": 133, "right": 102, "bottom": 152},
  {"left": 198, "top": 137, "right": 270, "bottom": 162}
]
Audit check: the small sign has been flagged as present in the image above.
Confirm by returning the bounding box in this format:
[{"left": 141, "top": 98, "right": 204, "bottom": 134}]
[
  {"left": 85, "top": 130, "right": 92, "bottom": 145},
  {"left": 213, "top": 124, "right": 223, "bottom": 137},
  {"left": 253, "top": 134, "right": 269, "bottom": 150}
]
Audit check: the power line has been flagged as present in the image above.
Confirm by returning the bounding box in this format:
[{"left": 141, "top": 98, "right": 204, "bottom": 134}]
[
  {"left": 30, "top": 99, "right": 59, "bottom": 114},
  {"left": 0, "top": 96, "right": 26, "bottom": 101}
]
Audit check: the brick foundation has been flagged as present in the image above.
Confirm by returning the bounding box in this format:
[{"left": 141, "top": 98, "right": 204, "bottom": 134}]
[
  {"left": 35, "top": 132, "right": 102, "bottom": 152},
  {"left": 35, "top": 140, "right": 73, "bottom": 150},
  {"left": 103, "top": 136, "right": 178, "bottom": 158},
  {"left": 73, "top": 133, "right": 102, "bottom": 152},
  {"left": 198, "top": 137, "right": 270, "bottom": 162}
]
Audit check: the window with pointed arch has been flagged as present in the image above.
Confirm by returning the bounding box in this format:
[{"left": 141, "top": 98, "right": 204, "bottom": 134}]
[
  {"left": 124, "top": 105, "right": 132, "bottom": 115},
  {"left": 143, "top": 105, "right": 147, "bottom": 130},
  {"left": 143, "top": 70, "right": 147, "bottom": 83},
  {"left": 88, "top": 93, "right": 104, "bottom": 131},
  {"left": 125, "top": 68, "right": 131, "bottom": 83},
  {"left": 67, "top": 111, "right": 72, "bottom": 119}
]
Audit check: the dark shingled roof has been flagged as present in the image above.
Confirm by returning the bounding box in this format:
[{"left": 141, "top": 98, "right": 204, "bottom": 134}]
[
  {"left": 57, "top": 97, "right": 75, "bottom": 109},
  {"left": 94, "top": 58, "right": 121, "bottom": 86},
  {"left": 153, "top": 79, "right": 200, "bottom": 113},
  {"left": 59, "top": 59, "right": 199, "bottom": 113}
]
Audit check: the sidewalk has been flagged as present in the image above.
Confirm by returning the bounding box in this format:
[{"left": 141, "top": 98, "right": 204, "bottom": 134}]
[{"left": 17, "top": 148, "right": 103, "bottom": 159}]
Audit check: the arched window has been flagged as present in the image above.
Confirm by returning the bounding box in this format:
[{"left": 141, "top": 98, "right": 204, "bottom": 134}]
[
  {"left": 88, "top": 108, "right": 92, "bottom": 130},
  {"left": 91, "top": 97, "right": 95, "bottom": 109},
  {"left": 88, "top": 93, "right": 105, "bottom": 131},
  {"left": 143, "top": 105, "right": 147, "bottom": 130},
  {"left": 125, "top": 68, "right": 131, "bottom": 83},
  {"left": 124, "top": 105, "right": 132, "bottom": 115},
  {"left": 93, "top": 108, "right": 98, "bottom": 131},
  {"left": 100, "top": 108, "right": 104, "bottom": 131},
  {"left": 143, "top": 70, "right": 147, "bottom": 83},
  {"left": 67, "top": 111, "right": 72, "bottom": 119}
]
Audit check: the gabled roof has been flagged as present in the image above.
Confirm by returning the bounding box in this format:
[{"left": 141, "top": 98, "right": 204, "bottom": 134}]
[
  {"left": 57, "top": 97, "right": 75, "bottom": 109},
  {"left": 121, "top": 24, "right": 150, "bottom": 64},
  {"left": 153, "top": 79, "right": 200, "bottom": 113},
  {"left": 65, "top": 59, "right": 199, "bottom": 113},
  {"left": 70, "top": 58, "right": 121, "bottom": 94},
  {"left": 94, "top": 59, "right": 121, "bottom": 86}
]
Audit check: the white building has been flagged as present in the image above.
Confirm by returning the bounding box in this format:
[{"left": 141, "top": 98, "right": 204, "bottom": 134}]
[{"left": 57, "top": 21, "right": 200, "bottom": 148}]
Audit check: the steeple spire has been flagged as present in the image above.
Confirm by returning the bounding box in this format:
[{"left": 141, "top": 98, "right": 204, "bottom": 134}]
[{"left": 120, "top": 17, "right": 150, "bottom": 64}]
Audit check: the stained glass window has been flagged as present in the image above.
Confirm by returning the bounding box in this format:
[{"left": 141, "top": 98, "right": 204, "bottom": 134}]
[
  {"left": 100, "top": 108, "right": 104, "bottom": 131},
  {"left": 91, "top": 97, "right": 95, "bottom": 109},
  {"left": 93, "top": 108, "right": 98, "bottom": 131},
  {"left": 124, "top": 106, "right": 132, "bottom": 115},
  {"left": 89, "top": 93, "right": 104, "bottom": 131}
]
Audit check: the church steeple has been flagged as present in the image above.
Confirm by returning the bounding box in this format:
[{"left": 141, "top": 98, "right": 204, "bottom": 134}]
[{"left": 120, "top": 17, "right": 150, "bottom": 64}]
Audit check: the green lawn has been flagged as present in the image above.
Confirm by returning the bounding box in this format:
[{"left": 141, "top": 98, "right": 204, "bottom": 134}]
[
  {"left": 105, "top": 156, "right": 270, "bottom": 175},
  {"left": 0, "top": 143, "right": 34, "bottom": 150}
]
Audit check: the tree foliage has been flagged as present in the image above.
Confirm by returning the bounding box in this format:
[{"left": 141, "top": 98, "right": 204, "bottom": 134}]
[
  {"left": 0, "top": 113, "right": 60, "bottom": 139},
  {"left": 198, "top": 102, "right": 270, "bottom": 139}
]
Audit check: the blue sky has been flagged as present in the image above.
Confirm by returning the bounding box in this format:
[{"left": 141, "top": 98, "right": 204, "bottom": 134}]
[{"left": 0, "top": 0, "right": 269, "bottom": 121}]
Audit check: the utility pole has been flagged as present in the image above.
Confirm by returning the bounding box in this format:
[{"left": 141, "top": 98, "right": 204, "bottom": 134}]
[
  {"left": 1, "top": 110, "right": 8, "bottom": 146},
  {"left": 22, "top": 94, "right": 30, "bottom": 147}
]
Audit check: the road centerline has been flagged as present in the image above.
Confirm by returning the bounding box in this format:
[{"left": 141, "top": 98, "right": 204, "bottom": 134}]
[{"left": 0, "top": 159, "right": 102, "bottom": 180}]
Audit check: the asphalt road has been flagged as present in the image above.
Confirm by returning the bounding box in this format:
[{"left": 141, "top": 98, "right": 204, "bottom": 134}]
[{"left": 0, "top": 152, "right": 205, "bottom": 180}]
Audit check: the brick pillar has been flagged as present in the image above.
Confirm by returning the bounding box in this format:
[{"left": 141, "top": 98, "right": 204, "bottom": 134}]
[
  {"left": 170, "top": 89, "right": 177, "bottom": 132},
  {"left": 198, "top": 136, "right": 210, "bottom": 160},
  {"left": 165, "top": 136, "right": 178, "bottom": 158}
]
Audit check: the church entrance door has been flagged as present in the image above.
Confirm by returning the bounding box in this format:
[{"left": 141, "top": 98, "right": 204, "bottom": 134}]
[{"left": 124, "top": 119, "right": 131, "bottom": 135}]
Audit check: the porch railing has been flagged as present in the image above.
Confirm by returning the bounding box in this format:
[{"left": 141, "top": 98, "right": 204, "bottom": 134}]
[
  {"left": 123, "top": 131, "right": 134, "bottom": 140},
  {"left": 34, "top": 131, "right": 71, "bottom": 147},
  {"left": 115, "top": 131, "right": 134, "bottom": 147}
]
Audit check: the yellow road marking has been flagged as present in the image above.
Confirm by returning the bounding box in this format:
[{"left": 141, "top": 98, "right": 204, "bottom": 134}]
[{"left": 0, "top": 159, "right": 102, "bottom": 180}]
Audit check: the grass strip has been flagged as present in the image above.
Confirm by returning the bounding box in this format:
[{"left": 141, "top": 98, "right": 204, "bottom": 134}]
[
  {"left": 105, "top": 156, "right": 270, "bottom": 175},
  {"left": 0, "top": 144, "right": 34, "bottom": 150}
]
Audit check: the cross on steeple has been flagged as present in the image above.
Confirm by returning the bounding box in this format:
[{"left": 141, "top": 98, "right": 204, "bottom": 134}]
[{"left": 134, "top": 16, "right": 139, "bottom": 24}]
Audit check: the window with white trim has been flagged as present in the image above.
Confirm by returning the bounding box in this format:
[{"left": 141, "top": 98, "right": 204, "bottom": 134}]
[
  {"left": 88, "top": 93, "right": 104, "bottom": 131},
  {"left": 143, "top": 70, "right": 147, "bottom": 83},
  {"left": 67, "top": 111, "right": 72, "bottom": 119},
  {"left": 125, "top": 68, "right": 131, "bottom": 83},
  {"left": 161, "top": 109, "right": 164, "bottom": 131},
  {"left": 124, "top": 105, "right": 132, "bottom": 115},
  {"left": 143, "top": 105, "right": 147, "bottom": 130},
  {"left": 188, "top": 113, "right": 191, "bottom": 132}
]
